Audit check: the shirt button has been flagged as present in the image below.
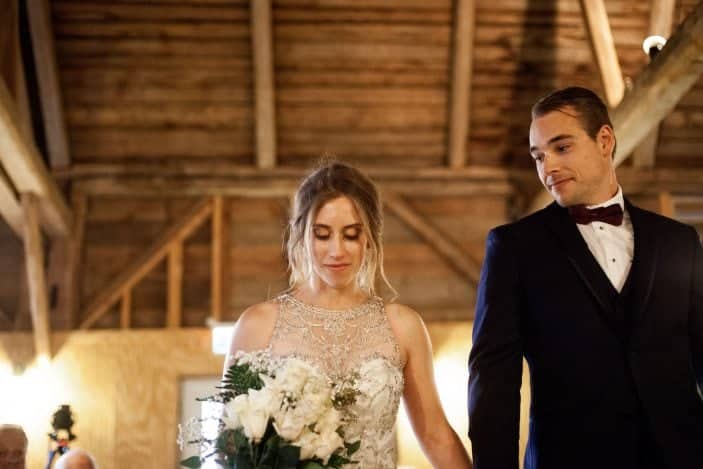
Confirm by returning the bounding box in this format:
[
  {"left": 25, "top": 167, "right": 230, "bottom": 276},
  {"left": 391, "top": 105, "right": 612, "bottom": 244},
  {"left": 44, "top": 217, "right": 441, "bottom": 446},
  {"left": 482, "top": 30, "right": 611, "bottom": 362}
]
[
  {"left": 611, "top": 258, "right": 616, "bottom": 263},
  {"left": 599, "top": 226, "right": 604, "bottom": 230}
]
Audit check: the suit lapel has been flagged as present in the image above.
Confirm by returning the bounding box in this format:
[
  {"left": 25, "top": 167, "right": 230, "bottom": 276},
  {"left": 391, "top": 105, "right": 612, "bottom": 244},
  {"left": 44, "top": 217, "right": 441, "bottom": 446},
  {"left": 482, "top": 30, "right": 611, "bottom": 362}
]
[
  {"left": 625, "top": 200, "right": 659, "bottom": 325},
  {"left": 542, "top": 202, "right": 617, "bottom": 315}
]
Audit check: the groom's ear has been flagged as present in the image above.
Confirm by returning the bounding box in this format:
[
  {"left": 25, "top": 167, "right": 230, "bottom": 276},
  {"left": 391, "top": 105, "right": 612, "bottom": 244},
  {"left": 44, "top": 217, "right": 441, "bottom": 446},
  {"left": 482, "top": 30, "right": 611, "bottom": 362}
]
[{"left": 597, "top": 125, "right": 615, "bottom": 160}]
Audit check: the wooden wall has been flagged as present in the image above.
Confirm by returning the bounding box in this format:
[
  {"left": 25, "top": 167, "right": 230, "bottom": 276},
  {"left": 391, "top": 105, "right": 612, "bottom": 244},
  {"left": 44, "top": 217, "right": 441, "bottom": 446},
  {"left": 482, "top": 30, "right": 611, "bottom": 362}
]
[
  {"left": 78, "top": 191, "right": 507, "bottom": 328},
  {"left": 0, "top": 323, "right": 532, "bottom": 469}
]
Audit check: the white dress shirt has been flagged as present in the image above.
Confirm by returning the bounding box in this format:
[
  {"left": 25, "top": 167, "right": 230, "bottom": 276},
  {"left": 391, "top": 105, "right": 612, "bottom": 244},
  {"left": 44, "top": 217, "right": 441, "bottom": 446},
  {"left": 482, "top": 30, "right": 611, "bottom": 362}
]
[{"left": 575, "top": 187, "right": 634, "bottom": 292}]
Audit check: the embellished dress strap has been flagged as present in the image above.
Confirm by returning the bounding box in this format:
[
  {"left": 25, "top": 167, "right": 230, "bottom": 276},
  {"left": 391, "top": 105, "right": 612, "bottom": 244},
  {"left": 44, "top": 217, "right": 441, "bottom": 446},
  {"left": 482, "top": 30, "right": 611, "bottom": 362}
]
[{"left": 266, "top": 293, "right": 402, "bottom": 379}]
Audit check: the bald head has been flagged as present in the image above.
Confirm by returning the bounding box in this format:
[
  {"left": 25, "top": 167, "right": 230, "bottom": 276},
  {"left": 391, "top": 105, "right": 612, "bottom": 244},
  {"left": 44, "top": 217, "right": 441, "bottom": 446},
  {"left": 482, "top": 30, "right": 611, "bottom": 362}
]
[
  {"left": 0, "top": 424, "right": 27, "bottom": 469},
  {"left": 54, "top": 449, "right": 97, "bottom": 469}
]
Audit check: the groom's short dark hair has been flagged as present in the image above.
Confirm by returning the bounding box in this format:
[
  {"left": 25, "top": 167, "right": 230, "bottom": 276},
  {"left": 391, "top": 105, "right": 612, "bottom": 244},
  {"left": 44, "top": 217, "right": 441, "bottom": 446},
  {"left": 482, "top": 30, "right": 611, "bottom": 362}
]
[{"left": 531, "top": 86, "right": 616, "bottom": 159}]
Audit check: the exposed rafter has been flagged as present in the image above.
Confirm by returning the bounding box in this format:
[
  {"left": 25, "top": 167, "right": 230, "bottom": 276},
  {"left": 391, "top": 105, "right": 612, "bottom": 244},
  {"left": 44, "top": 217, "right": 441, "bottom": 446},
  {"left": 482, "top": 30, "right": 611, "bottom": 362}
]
[
  {"left": 21, "top": 192, "right": 51, "bottom": 358},
  {"left": 448, "top": 0, "right": 475, "bottom": 168},
  {"left": 0, "top": 79, "right": 72, "bottom": 237},
  {"left": 383, "top": 191, "right": 481, "bottom": 285},
  {"left": 632, "top": 0, "right": 676, "bottom": 169},
  {"left": 579, "top": 0, "right": 625, "bottom": 108},
  {"left": 79, "top": 198, "right": 213, "bottom": 329},
  {"left": 27, "top": 0, "right": 71, "bottom": 170},
  {"left": 250, "top": 0, "right": 276, "bottom": 169}
]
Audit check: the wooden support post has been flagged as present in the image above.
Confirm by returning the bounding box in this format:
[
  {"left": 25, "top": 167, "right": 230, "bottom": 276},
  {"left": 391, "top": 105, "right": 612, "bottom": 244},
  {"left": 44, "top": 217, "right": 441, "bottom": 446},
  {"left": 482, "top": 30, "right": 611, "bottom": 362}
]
[
  {"left": 79, "top": 198, "right": 212, "bottom": 329},
  {"left": 250, "top": 0, "right": 276, "bottom": 168},
  {"left": 167, "top": 242, "right": 183, "bottom": 328},
  {"left": 211, "top": 195, "right": 225, "bottom": 321},
  {"left": 26, "top": 0, "right": 71, "bottom": 170},
  {"left": 21, "top": 192, "right": 51, "bottom": 358},
  {"left": 448, "top": 0, "right": 475, "bottom": 168},
  {"left": 632, "top": 0, "right": 676, "bottom": 169},
  {"left": 579, "top": 0, "right": 625, "bottom": 108},
  {"left": 120, "top": 290, "right": 131, "bottom": 329},
  {"left": 65, "top": 191, "right": 86, "bottom": 328},
  {"left": 383, "top": 192, "right": 481, "bottom": 285}
]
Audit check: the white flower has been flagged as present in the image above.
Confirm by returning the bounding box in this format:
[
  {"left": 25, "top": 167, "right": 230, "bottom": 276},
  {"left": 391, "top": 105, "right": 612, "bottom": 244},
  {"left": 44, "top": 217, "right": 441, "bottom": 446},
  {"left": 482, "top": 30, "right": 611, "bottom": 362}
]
[
  {"left": 228, "top": 393, "right": 269, "bottom": 442},
  {"left": 272, "top": 407, "right": 306, "bottom": 441},
  {"left": 313, "top": 429, "right": 344, "bottom": 464},
  {"left": 275, "top": 358, "right": 320, "bottom": 395},
  {"left": 314, "top": 407, "right": 342, "bottom": 435},
  {"left": 292, "top": 428, "right": 318, "bottom": 460}
]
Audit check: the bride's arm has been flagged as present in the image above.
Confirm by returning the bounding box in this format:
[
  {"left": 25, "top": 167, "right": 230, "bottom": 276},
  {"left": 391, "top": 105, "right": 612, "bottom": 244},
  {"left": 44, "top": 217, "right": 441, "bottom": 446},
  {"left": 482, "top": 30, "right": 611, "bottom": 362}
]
[{"left": 387, "top": 304, "right": 473, "bottom": 469}]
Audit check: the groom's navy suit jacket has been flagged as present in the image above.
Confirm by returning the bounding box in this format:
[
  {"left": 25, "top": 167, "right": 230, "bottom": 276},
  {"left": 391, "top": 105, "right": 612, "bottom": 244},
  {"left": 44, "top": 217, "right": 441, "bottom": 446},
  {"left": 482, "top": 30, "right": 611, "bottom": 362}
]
[{"left": 468, "top": 200, "right": 703, "bottom": 469}]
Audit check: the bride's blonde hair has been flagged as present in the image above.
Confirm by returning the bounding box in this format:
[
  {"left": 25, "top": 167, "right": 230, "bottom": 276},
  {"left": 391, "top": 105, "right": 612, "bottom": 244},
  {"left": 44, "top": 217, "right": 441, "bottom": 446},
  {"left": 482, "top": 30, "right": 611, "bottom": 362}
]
[{"left": 285, "top": 161, "right": 396, "bottom": 298}]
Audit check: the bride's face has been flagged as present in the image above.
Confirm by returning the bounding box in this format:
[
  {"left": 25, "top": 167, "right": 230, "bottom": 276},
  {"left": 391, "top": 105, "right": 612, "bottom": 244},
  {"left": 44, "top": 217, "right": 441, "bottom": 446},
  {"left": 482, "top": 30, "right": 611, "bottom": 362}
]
[{"left": 310, "top": 196, "right": 367, "bottom": 290}]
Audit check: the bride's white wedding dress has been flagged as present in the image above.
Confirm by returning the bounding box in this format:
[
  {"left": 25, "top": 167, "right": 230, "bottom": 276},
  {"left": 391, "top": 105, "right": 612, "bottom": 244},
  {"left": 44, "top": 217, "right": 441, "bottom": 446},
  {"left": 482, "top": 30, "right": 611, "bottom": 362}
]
[{"left": 257, "top": 293, "right": 405, "bottom": 469}]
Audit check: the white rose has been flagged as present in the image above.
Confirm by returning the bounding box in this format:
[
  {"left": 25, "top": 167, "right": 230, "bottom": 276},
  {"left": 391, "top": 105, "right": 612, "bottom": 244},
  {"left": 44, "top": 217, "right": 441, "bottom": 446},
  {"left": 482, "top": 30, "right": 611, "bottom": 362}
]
[
  {"left": 313, "top": 429, "right": 344, "bottom": 464},
  {"left": 276, "top": 358, "right": 317, "bottom": 394},
  {"left": 230, "top": 393, "right": 269, "bottom": 442},
  {"left": 273, "top": 407, "right": 306, "bottom": 441},
  {"left": 314, "top": 407, "right": 342, "bottom": 435},
  {"left": 292, "top": 428, "right": 318, "bottom": 460}
]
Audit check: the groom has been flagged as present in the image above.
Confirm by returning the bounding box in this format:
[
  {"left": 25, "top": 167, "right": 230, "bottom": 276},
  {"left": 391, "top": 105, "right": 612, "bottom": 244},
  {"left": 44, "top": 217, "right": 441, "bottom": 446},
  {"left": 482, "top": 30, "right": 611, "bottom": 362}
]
[{"left": 468, "top": 87, "right": 703, "bottom": 469}]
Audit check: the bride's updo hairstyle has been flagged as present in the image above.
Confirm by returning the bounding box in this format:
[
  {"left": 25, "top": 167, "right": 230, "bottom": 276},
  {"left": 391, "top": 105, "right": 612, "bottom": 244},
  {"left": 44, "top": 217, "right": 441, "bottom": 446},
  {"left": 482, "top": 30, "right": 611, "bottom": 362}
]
[{"left": 285, "top": 161, "right": 395, "bottom": 298}]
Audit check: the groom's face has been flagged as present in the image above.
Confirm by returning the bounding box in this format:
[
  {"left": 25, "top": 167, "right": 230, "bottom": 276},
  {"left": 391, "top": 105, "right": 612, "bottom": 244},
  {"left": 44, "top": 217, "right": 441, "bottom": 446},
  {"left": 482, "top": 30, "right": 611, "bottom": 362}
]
[{"left": 529, "top": 107, "right": 615, "bottom": 207}]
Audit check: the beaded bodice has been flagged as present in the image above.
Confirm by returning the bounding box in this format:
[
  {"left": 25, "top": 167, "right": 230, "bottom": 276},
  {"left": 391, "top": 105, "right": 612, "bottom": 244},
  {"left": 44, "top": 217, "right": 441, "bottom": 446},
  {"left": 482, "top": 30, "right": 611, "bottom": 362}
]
[{"left": 267, "top": 293, "right": 405, "bottom": 469}]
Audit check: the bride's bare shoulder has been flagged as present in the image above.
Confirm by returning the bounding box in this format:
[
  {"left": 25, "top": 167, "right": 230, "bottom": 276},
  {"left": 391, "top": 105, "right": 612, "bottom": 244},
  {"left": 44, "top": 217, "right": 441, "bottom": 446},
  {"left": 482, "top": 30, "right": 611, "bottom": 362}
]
[{"left": 228, "top": 300, "right": 280, "bottom": 352}]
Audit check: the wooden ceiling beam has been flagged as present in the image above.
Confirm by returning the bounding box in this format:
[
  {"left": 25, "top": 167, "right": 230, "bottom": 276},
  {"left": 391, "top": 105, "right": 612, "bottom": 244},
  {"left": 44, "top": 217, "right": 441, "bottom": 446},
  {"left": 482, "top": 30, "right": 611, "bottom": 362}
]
[
  {"left": 0, "top": 79, "right": 72, "bottom": 237},
  {"left": 448, "top": 0, "right": 476, "bottom": 168},
  {"left": 27, "top": 0, "right": 71, "bottom": 170},
  {"left": 383, "top": 191, "right": 481, "bottom": 286},
  {"left": 21, "top": 192, "right": 51, "bottom": 358},
  {"left": 632, "top": 0, "right": 676, "bottom": 169},
  {"left": 0, "top": 164, "right": 22, "bottom": 236},
  {"left": 579, "top": 0, "right": 625, "bottom": 108},
  {"left": 250, "top": 0, "right": 276, "bottom": 169}
]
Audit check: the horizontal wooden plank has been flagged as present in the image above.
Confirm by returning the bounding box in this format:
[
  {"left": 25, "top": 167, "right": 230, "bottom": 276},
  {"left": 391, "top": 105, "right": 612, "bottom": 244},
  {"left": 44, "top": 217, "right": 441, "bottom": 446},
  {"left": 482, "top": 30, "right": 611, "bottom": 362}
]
[
  {"left": 274, "top": 23, "right": 450, "bottom": 45},
  {"left": 62, "top": 84, "right": 252, "bottom": 104},
  {"left": 275, "top": 43, "right": 449, "bottom": 69},
  {"left": 476, "top": 0, "right": 650, "bottom": 14},
  {"left": 70, "top": 129, "right": 254, "bottom": 160},
  {"left": 56, "top": 38, "right": 251, "bottom": 58},
  {"left": 54, "top": 21, "right": 251, "bottom": 39},
  {"left": 59, "top": 68, "right": 253, "bottom": 88},
  {"left": 276, "top": 70, "right": 448, "bottom": 87},
  {"left": 278, "top": 104, "right": 445, "bottom": 130},
  {"left": 279, "top": 129, "right": 444, "bottom": 145},
  {"left": 58, "top": 55, "right": 251, "bottom": 69},
  {"left": 53, "top": 2, "right": 250, "bottom": 22},
  {"left": 273, "top": 7, "right": 451, "bottom": 24},
  {"left": 277, "top": 87, "right": 445, "bottom": 105},
  {"left": 66, "top": 103, "right": 253, "bottom": 129},
  {"left": 275, "top": 0, "right": 450, "bottom": 8}
]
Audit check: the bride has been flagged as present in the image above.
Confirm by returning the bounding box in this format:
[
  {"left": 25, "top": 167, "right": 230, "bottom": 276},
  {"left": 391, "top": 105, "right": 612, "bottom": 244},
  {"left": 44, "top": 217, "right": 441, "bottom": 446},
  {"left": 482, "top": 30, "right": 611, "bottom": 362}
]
[{"left": 225, "top": 161, "right": 473, "bottom": 468}]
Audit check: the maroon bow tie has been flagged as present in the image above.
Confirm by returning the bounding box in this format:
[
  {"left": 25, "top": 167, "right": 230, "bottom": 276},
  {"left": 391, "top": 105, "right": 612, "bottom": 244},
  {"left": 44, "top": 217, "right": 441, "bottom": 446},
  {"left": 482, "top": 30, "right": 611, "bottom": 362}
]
[{"left": 568, "top": 203, "right": 624, "bottom": 226}]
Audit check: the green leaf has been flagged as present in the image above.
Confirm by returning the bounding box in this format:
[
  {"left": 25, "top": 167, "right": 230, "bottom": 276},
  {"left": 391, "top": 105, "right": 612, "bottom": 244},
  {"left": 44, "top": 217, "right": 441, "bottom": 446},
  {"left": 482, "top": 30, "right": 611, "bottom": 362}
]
[
  {"left": 345, "top": 440, "right": 361, "bottom": 456},
  {"left": 179, "top": 456, "right": 202, "bottom": 468},
  {"left": 277, "top": 445, "right": 300, "bottom": 468},
  {"left": 259, "top": 434, "right": 281, "bottom": 466},
  {"left": 327, "top": 454, "right": 351, "bottom": 468}
]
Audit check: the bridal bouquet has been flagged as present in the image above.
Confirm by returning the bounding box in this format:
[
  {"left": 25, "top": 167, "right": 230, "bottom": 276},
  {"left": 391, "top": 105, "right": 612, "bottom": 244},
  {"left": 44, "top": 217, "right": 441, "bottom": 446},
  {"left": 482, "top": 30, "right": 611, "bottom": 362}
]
[{"left": 178, "top": 350, "right": 360, "bottom": 469}]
